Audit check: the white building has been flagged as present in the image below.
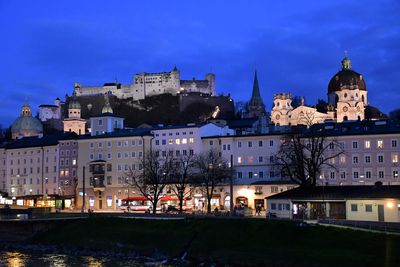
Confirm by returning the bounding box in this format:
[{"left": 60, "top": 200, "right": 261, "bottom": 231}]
[
  {"left": 271, "top": 54, "right": 385, "bottom": 126},
  {"left": 38, "top": 98, "right": 62, "bottom": 122},
  {"left": 266, "top": 185, "right": 400, "bottom": 223},
  {"left": 89, "top": 94, "right": 124, "bottom": 136},
  {"left": 151, "top": 122, "right": 233, "bottom": 157},
  {"left": 74, "top": 67, "right": 216, "bottom": 100}
]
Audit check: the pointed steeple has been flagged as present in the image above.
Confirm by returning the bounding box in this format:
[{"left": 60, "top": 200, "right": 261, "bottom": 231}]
[
  {"left": 247, "top": 70, "right": 266, "bottom": 118},
  {"left": 251, "top": 70, "right": 262, "bottom": 100}
]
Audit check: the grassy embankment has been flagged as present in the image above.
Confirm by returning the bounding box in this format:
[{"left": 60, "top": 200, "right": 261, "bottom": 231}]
[{"left": 31, "top": 217, "right": 400, "bottom": 266}]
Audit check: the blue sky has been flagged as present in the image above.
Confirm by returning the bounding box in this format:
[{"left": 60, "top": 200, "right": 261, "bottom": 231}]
[{"left": 1, "top": 0, "right": 399, "bottom": 126}]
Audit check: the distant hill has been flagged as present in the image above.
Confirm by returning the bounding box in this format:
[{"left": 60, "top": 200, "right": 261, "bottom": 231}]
[{"left": 65, "top": 93, "right": 235, "bottom": 127}]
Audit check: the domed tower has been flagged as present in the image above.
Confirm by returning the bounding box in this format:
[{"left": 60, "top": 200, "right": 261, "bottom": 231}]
[
  {"left": 271, "top": 93, "right": 293, "bottom": 126},
  {"left": 63, "top": 90, "right": 85, "bottom": 135},
  {"left": 11, "top": 100, "right": 43, "bottom": 139},
  {"left": 68, "top": 91, "right": 81, "bottom": 119},
  {"left": 328, "top": 52, "right": 367, "bottom": 122}
]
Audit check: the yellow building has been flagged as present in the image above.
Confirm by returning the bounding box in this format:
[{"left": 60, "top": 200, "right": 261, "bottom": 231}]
[{"left": 76, "top": 128, "right": 152, "bottom": 211}]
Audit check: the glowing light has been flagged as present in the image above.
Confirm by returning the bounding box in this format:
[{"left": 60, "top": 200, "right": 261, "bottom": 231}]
[{"left": 386, "top": 202, "right": 394, "bottom": 209}]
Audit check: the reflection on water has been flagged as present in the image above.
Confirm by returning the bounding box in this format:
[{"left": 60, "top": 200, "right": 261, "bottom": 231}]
[
  {"left": 4, "top": 251, "right": 29, "bottom": 267},
  {"left": 0, "top": 250, "right": 180, "bottom": 267},
  {"left": 84, "top": 256, "right": 106, "bottom": 267}
]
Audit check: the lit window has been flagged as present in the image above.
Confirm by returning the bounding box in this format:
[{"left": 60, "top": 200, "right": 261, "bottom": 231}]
[
  {"left": 175, "top": 139, "right": 180, "bottom": 145},
  {"left": 182, "top": 138, "right": 187, "bottom": 144},
  {"left": 392, "top": 154, "right": 398, "bottom": 163},
  {"left": 189, "top": 138, "right": 194, "bottom": 144},
  {"left": 168, "top": 139, "right": 173, "bottom": 145},
  {"left": 248, "top": 156, "right": 253, "bottom": 163},
  {"left": 377, "top": 140, "right": 383, "bottom": 148},
  {"left": 365, "top": 140, "right": 370, "bottom": 149},
  {"left": 340, "top": 156, "right": 346, "bottom": 164},
  {"left": 237, "top": 157, "right": 242, "bottom": 164},
  {"left": 72, "top": 159, "right": 77, "bottom": 166}
]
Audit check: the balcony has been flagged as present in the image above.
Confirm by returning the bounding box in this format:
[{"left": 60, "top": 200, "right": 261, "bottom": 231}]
[
  {"left": 89, "top": 162, "right": 106, "bottom": 175},
  {"left": 91, "top": 177, "right": 105, "bottom": 191}
]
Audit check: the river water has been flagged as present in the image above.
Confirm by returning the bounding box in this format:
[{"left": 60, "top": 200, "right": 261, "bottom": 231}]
[{"left": 0, "top": 250, "right": 179, "bottom": 267}]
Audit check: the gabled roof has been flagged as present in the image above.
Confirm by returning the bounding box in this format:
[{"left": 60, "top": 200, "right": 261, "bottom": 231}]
[{"left": 266, "top": 185, "right": 400, "bottom": 200}]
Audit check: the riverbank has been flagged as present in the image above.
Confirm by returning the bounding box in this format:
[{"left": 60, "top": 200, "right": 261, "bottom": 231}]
[{"left": 2, "top": 217, "right": 400, "bottom": 266}]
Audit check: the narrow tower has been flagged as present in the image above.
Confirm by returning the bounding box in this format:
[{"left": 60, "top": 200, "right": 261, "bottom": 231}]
[
  {"left": 63, "top": 90, "right": 86, "bottom": 135},
  {"left": 247, "top": 70, "right": 266, "bottom": 118}
]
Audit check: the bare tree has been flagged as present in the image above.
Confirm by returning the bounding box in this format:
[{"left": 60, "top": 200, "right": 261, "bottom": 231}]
[
  {"left": 193, "top": 149, "right": 231, "bottom": 213},
  {"left": 274, "top": 127, "right": 344, "bottom": 187},
  {"left": 126, "top": 149, "right": 175, "bottom": 214},
  {"left": 170, "top": 154, "right": 196, "bottom": 213}
]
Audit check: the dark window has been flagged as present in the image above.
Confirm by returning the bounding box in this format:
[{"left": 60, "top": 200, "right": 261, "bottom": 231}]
[
  {"left": 365, "top": 204, "right": 372, "bottom": 212},
  {"left": 351, "top": 204, "right": 358, "bottom": 212}
]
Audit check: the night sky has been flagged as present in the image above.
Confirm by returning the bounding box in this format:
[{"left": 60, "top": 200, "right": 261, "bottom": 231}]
[{"left": 1, "top": 0, "right": 399, "bottom": 127}]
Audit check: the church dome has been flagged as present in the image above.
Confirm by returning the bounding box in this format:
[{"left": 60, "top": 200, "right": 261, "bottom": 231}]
[
  {"left": 68, "top": 90, "right": 81, "bottom": 109},
  {"left": 11, "top": 101, "right": 43, "bottom": 139},
  {"left": 328, "top": 55, "right": 366, "bottom": 93}
]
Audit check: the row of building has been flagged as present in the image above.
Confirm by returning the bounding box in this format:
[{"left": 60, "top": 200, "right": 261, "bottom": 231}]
[{"left": 2, "top": 100, "right": 400, "bottom": 212}]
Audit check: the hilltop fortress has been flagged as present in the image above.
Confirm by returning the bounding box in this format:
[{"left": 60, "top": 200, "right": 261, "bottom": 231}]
[{"left": 74, "top": 67, "right": 216, "bottom": 100}]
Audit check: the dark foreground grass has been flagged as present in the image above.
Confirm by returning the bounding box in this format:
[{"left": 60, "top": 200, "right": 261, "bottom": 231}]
[{"left": 31, "top": 217, "right": 400, "bottom": 267}]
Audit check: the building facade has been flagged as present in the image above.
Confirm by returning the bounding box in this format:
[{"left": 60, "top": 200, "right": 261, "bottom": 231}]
[
  {"left": 76, "top": 129, "right": 152, "bottom": 211},
  {"left": 271, "top": 54, "right": 385, "bottom": 126}
]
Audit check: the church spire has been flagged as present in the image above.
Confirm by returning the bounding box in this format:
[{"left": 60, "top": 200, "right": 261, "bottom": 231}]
[
  {"left": 247, "top": 69, "right": 266, "bottom": 118},
  {"left": 251, "top": 70, "right": 262, "bottom": 100}
]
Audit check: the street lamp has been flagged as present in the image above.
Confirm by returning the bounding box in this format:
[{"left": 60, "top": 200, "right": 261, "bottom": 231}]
[{"left": 319, "top": 174, "right": 326, "bottom": 218}]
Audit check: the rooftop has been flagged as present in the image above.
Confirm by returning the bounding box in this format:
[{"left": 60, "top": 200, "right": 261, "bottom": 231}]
[
  {"left": 6, "top": 132, "right": 77, "bottom": 150},
  {"left": 266, "top": 185, "right": 400, "bottom": 200}
]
